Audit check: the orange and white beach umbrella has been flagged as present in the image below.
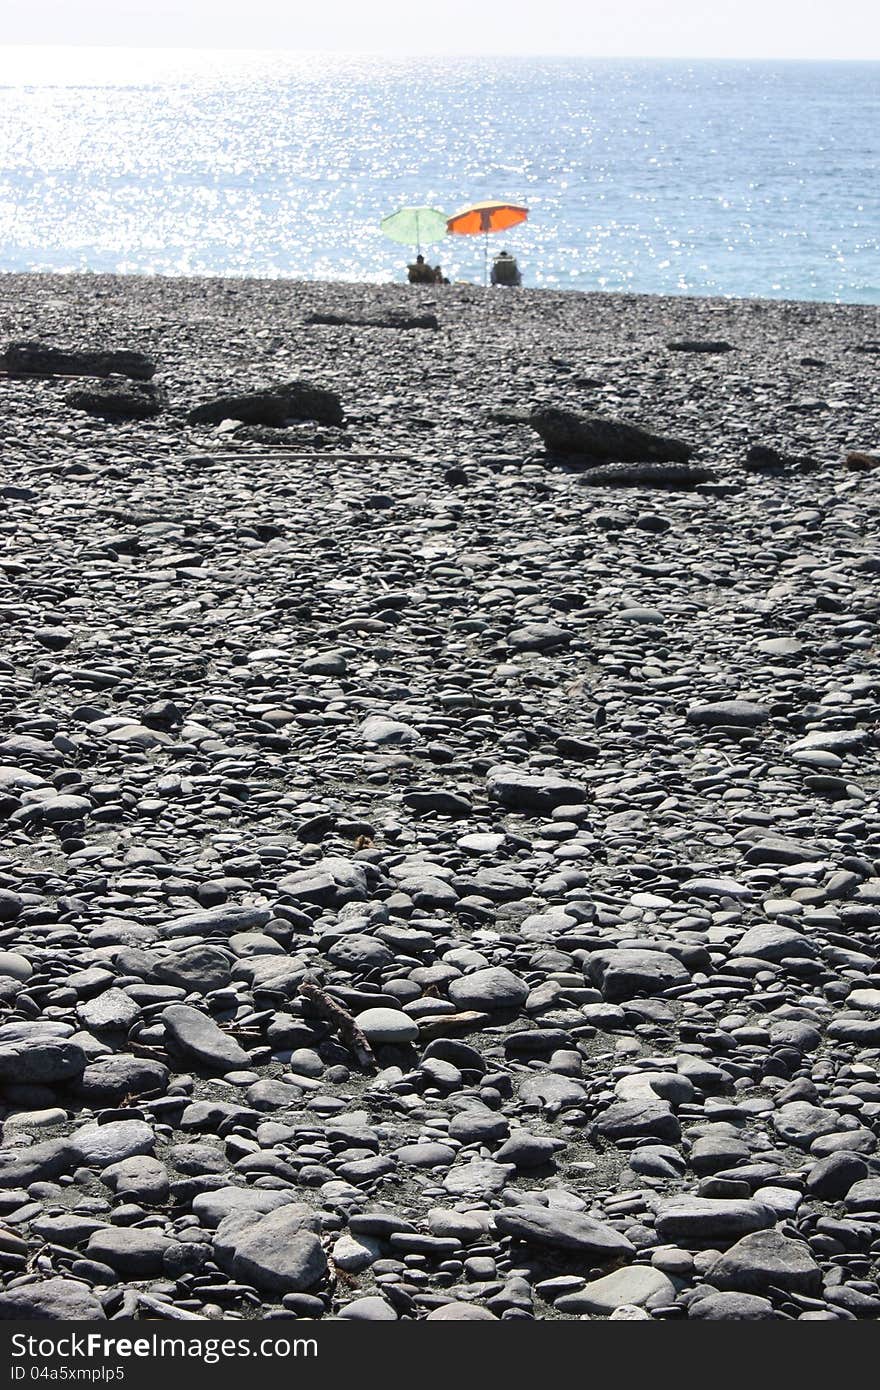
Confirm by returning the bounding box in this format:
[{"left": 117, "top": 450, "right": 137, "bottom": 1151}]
[
  {"left": 446, "top": 200, "right": 529, "bottom": 283},
  {"left": 446, "top": 200, "right": 529, "bottom": 236}
]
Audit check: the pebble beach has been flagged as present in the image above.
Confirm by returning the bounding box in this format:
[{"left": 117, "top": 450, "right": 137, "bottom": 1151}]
[{"left": 0, "top": 271, "right": 878, "bottom": 1321}]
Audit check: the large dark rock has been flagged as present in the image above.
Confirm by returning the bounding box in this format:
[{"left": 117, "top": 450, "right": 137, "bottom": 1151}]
[
  {"left": 742, "top": 837, "right": 820, "bottom": 867},
  {"left": 806, "top": 1152, "right": 868, "bottom": 1199},
  {"left": 744, "top": 444, "right": 820, "bottom": 473},
  {"left": 576, "top": 460, "right": 713, "bottom": 487},
  {"left": 403, "top": 789, "right": 473, "bottom": 818},
  {"left": 0, "top": 891, "right": 23, "bottom": 922},
  {"left": 70, "top": 1119, "right": 155, "bottom": 1167},
  {"left": 188, "top": 381, "right": 343, "bottom": 427},
  {"left": 65, "top": 380, "right": 165, "bottom": 419},
  {"left": 666, "top": 339, "right": 734, "bottom": 353},
  {"left": 530, "top": 407, "right": 692, "bottom": 463},
  {"left": 305, "top": 312, "right": 439, "bottom": 330},
  {"left": 0, "top": 1040, "right": 86, "bottom": 1084},
  {"left": 3, "top": 341, "right": 155, "bottom": 380},
  {"left": 730, "top": 924, "right": 817, "bottom": 961}
]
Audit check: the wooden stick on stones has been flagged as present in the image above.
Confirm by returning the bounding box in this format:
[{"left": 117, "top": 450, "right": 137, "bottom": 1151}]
[{"left": 297, "top": 981, "right": 376, "bottom": 1072}]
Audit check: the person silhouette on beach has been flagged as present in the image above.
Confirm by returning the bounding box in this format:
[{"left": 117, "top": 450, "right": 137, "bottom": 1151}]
[{"left": 407, "top": 254, "right": 435, "bottom": 284}]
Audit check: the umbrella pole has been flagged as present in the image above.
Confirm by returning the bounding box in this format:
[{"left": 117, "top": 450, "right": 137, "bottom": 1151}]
[{"left": 484, "top": 233, "right": 488, "bottom": 287}]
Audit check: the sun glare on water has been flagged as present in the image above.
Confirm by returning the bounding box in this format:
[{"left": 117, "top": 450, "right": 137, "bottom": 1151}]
[{"left": 0, "top": 45, "right": 876, "bottom": 299}]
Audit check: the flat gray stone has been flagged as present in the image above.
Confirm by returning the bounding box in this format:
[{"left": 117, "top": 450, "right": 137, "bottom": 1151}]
[
  {"left": 828, "top": 1015, "right": 880, "bottom": 1045},
  {"left": 325, "top": 934, "right": 394, "bottom": 972},
  {"left": 507, "top": 622, "right": 573, "bottom": 652},
  {"left": 449, "top": 966, "right": 528, "bottom": 1012},
  {"left": 595, "top": 1100, "right": 681, "bottom": 1143},
  {"left": 74, "top": 1055, "right": 169, "bottom": 1104},
  {"left": 162, "top": 1003, "right": 251, "bottom": 1072},
  {"left": 279, "top": 857, "right": 367, "bottom": 907},
  {"left": 331, "top": 1233, "right": 383, "bottom": 1272},
  {"left": 494, "top": 1132, "right": 566, "bottom": 1168},
  {"left": 38, "top": 794, "right": 92, "bottom": 823},
  {"left": 655, "top": 1197, "right": 775, "bottom": 1244},
  {"left": 155, "top": 946, "right": 234, "bottom": 993},
  {"left": 355, "top": 1007, "right": 419, "bottom": 1044},
  {"left": 337, "top": 1296, "right": 398, "bottom": 1320},
  {"left": 0, "top": 951, "right": 32, "bottom": 982},
  {"left": 86, "top": 1227, "right": 174, "bottom": 1276},
  {"left": 226, "top": 1207, "right": 327, "bottom": 1293},
  {"left": 744, "top": 837, "right": 822, "bottom": 867},
  {"left": 425, "top": 1302, "right": 500, "bottom": 1320},
  {"left": 486, "top": 765, "right": 587, "bottom": 813},
  {"left": 360, "top": 715, "right": 422, "bottom": 745},
  {"left": 687, "top": 700, "right": 770, "bottom": 727},
  {"left": 494, "top": 1206, "right": 635, "bottom": 1261},
  {"left": 773, "top": 1102, "right": 841, "bottom": 1148},
  {"left": 788, "top": 729, "right": 865, "bottom": 754},
  {"left": 76, "top": 988, "right": 140, "bottom": 1032},
  {"left": 0, "top": 1138, "right": 77, "bottom": 1186},
  {"left": 191, "top": 1187, "right": 296, "bottom": 1229},
  {"left": 0, "top": 1277, "right": 106, "bottom": 1320},
  {"left": 585, "top": 948, "right": 689, "bottom": 1001},
  {"left": 101, "top": 1156, "right": 170, "bottom": 1203},
  {"left": 556, "top": 1265, "right": 676, "bottom": 1314},
  {"left": 689, "top": 1291, "right": 775, "bottom": 1319},
  {"left": 160, "top": 905, "right": 272, "bottom": 940},
  {"left": 730, "top": 925, "right": 817, "bottom": 961},
  {"left": 704, "top": 1230, "right": 822, "bottom": 1294},
  {"left": 843, "top": 1179, "right": 880, "bottom": 1213},
  {"left": 443, "top": 1159, "right": 513, "bottom": 1195},
  {"left": 680, "top": 878, "right": 752, "bottom": 901},
  {"left": 71, "top": 1119, "right": 155, "bottom": 1168},
  {"left": 518, "top": 1073, "right": 588, "bottom": 1110}
]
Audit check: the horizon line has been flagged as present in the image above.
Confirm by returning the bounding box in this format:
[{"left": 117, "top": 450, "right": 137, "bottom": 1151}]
[{"left": 1, "top": 42, "right": 880, "bottom": 62}]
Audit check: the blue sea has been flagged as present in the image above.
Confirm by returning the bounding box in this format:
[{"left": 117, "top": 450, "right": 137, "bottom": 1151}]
[{"left": 0, "top": 47, "right": 878, "bottom": 301}]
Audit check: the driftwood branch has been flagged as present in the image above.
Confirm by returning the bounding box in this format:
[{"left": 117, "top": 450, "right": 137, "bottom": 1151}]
[
  {"left": 297, "top": 981, "right": 376, "bottom": 1071},
  {"left": 198, "top": 450, "right": 423, "bottom": 462}
]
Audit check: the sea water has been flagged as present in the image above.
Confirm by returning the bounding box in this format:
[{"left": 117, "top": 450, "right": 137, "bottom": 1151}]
[{"left": 0, "top": 46, "right": 877, "bottom": 301}]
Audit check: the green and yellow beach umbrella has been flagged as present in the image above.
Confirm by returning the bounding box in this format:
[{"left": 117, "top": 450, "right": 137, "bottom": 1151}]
[{"left": 380, "top": 205, "right": 449, "bottom": 257}]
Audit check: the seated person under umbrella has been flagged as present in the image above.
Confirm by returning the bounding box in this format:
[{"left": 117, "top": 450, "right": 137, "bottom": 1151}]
[
  {"left": 407, "top": 254, "right": 436, "bottom": 284},
  {"left": 490, "top": 249, "right": 522, "bottom": 286}
]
